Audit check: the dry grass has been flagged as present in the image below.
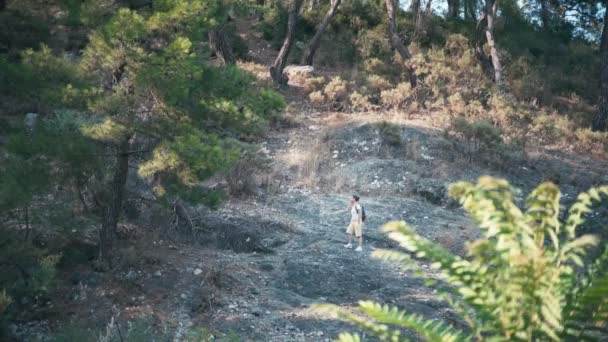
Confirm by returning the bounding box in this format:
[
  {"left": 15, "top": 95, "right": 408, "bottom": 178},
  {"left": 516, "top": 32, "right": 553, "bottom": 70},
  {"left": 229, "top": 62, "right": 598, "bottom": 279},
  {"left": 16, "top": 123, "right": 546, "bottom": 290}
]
[{"left": 238, "top": 61, "right": 272, "bottom": 85}]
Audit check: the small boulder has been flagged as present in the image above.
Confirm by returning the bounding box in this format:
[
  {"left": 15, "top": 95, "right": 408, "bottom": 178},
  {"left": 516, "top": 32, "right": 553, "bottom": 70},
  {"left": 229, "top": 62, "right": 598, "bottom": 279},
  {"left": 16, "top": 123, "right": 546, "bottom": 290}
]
[{"left": 283, "top": 65, "right": 314, "bottom": 78}]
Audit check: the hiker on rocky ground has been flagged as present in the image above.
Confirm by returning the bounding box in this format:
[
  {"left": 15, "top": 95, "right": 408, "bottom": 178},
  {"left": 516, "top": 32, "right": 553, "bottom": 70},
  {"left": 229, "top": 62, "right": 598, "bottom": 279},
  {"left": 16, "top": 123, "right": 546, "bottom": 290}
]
[{"left": 344, "top": 195, "right": 365, "bottom": 252}]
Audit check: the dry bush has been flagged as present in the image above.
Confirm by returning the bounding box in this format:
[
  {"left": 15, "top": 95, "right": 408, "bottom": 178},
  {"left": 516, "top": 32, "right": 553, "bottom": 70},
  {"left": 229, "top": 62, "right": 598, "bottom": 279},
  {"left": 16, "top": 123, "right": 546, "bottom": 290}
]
[
  {"left": 302, "top": 76, "right": 327, "bottom": 94},
  {"left": 323, "top": 76, "right": 349, "bottom": 104},
  {"left": 574, "top": 128, "right": 608, "bottom": 153},
  {"left": 272, "top": 112, "right": 302, "bottom": 129},
  {"left": 309, "top": 90, "right": 326, "bottom": 105},
  {"left": 225, "top": 148, "right": 271, "bottom": 197},
  {"left": 349, "top": 91, "right": 373, "bottom": 111},
  {"left": 298, "top": 137, "right": 332, "bottom": 186},
  {"left": 366, "top": 74, "right": 393, "bottom": 93},
  {"left": 363, "top": 58, "right": 389, "bottom": 75},
  {"left": 380, "top": 82, "right": 412, "bottom": 109},
  {"left": 259, "top": 167, "right": 283, "bottom": 197}
]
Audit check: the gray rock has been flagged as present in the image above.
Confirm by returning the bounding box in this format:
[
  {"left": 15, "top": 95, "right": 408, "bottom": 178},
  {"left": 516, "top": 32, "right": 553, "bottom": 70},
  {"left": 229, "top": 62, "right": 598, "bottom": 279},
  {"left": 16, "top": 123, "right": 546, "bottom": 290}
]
[
  {"left": 24, "top": 113, "right": 38, "bottom": 133},
  {"left": 284, "top": 65, "right": 314, "bottom": 77},
  {"left": 125, "top": 270, "right": 137, "bottom": 281}
]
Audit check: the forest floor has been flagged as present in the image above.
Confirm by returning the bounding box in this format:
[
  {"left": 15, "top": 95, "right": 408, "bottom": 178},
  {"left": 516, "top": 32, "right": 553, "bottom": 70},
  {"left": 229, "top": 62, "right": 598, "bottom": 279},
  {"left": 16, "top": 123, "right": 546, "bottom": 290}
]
[{"left": 15, "top": 17, "right": 608, "bottom": 342}]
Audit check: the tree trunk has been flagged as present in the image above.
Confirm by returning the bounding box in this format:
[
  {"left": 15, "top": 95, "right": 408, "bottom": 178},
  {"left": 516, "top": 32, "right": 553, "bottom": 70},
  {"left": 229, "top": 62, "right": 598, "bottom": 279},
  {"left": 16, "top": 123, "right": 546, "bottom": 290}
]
[
  {"left": 592, "top": 8, "right": 608, "bottom": 131},
  {"left": 208, "top": 25, "right": 236, "bottom": 65},
  {"left": 540, "top": 0, "right": 550, "bottom": 31},
  {"left": 410, "top": 0, "right": 421, "bottom": 13},
  {"left": 464, "top": 0, "right": 477, "bottom": 20},
  {"left": 484, "top": 0, "right": 503, "bottom": 88},
  {"left": 0, "top": 0, "right": 6, "bottom": 11},
  {"left": 385, "top": 0, "right": 417, "bottom": 88},
  {"left": 270, "top": 0, "right": 304, "bottom": 85},
  {"left": 307, "top": 0, "right": 319, "bottom": 12},
  {"left": 447, "top": 0, "right": 460, "bottom": 18},
  {"left": 302, "top": 0, "right": 341, "bottom": 66},
  {"left": 474, "top": 10, "right": 489, "bottom": 67},
  {"left": 99, "top": 136, "right": 131, "bottom": 267}
]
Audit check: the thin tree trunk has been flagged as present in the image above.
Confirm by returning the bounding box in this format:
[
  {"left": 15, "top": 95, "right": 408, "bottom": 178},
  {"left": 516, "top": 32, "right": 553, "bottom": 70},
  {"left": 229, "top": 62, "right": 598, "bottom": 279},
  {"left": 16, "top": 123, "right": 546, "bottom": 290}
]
[
  {"left": 0, "top": 0, "right": 6, "bottom": 11},
  {"left": 592, "top": 8, "right": 608, "bottom": 131},
  {"left": 425, "top": 0, "right": 433, "bottom": 15},
  {"left": 464, "top": 0, "right": 477, "bottom": 20},
  {"left": 99, "top": 136, "right": 131, "bottom": 267},
  {"left": 484, "top": 0, "right": 503, "bottom": 88},
  {"left": 385, "top": 0, "right": 417, "bottom": 88},
  {"left": 539, "top": 0, "right": 550, "bottom": 31},
  {"left": 308, "top": 0, "right": 319, "bottom": 12},
  {"left": 466, "top": 0, "right": 477, "bottom": 20},
  {"left": 208, "top": 25, "right": 236, "bottom": 65},
  {"left": 270, "top": 0, "right": 304, "bottom": 85},
  {"left": 474, "top": 10, "right": 489, "bottom": 68},
  {"left": 302, "top": 0, "right": 341, "bottom": 66},
  {"left": 412, "top": 0, "right": 422, "bottom": 37},
  {"left": 447, "top": 0, "right": 460, "bottom": 18},
  {"left": 410, "top": 0, "right": 421, "bottom": 13}
]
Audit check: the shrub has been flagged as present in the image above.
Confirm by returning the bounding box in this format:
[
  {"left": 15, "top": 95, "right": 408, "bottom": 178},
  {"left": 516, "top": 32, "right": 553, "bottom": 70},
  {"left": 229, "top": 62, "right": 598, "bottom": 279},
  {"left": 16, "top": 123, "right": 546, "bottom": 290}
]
[
  {"left": 376, "top": 121, "right": 402, "bottom": 148},
  {"left": 529, "top": 113, "right": 563, "bottom": 145},
  {"left": 225, "top": 146, "right": 271, "bottom": 197},
  {"left": 302, "top": 76, "right": 326, "bottom": 94},
  {"left": 448, "top": 117, "right": 504, "bottom": 160},
  {"left": 309, "top": 90, "right": 326, "bottom": 105},
  {"left": 349, "top": 91, "right": 373, "bottom": 111},
  {"left": 0, "top": 290, "right": 11, "bottom": 317},
  {"left": 380, "top": 82, "right": 412, "bottom": 109},
  {"left": 323, "top": 177, "right": 608, "bottom": 341},
  {"left": 323, "top": 76, "right": 349, "bottom": 104},
  {"left": 366, "top": 74, "right": 392, "bottom": 93},
  {"left": 575, "top": 128, "right": 608, "bottom": 153},
  {"left": 30, "top": 254, "right": 61, "bottom": 293},
  {"left": 362, "top": 58, "right": 389, "bottom": 75}
]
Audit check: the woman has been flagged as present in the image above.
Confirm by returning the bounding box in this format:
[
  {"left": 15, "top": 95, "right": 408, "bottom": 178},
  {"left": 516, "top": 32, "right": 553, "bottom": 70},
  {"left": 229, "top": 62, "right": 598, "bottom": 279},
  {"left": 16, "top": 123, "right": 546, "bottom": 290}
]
[{"left": 344, "top": 195, "right": 363, "bottom": 252}]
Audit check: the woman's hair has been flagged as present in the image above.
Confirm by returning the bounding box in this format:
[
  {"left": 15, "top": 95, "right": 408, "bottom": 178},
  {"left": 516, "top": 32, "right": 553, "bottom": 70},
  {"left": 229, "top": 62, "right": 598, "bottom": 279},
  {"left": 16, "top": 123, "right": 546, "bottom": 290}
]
[{"left": 353, "top": 195, "right": 360, "bottom": 202}]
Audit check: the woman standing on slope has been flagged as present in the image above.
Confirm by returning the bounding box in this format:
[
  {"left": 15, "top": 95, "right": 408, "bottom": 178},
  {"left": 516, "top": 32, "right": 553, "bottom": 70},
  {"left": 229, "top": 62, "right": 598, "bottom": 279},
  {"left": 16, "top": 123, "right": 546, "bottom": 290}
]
[{"left": 344, "top": 195, "right": 364, "bottom": 252}]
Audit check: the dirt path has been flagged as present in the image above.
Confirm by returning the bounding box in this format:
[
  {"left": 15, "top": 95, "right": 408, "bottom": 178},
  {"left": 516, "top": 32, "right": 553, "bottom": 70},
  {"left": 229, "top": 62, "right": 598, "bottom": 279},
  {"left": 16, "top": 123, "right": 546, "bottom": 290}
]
[{"left": 159, "top": 115, "right": 479, "bottom": 341}]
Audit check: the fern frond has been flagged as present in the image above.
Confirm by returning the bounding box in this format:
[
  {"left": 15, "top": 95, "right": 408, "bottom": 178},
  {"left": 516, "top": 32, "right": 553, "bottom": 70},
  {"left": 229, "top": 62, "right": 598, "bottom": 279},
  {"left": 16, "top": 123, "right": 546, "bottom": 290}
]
[
  {"left": 525, "top": 182, "right": 561, "bottom": 249},
  {"left": 563, "top": 247, "right": 608, "bottom": 340},
  {"left": 357, "top": 301, "right": 467, "bottom": 342},
  {"left": 335, "top": 333, "right": 362, "bottom": 342},
  {"left": 381, "top": 221, "right": 460, "bottom": 272},
  {"left": 315, "top": 304, "right": 406, "bottom": 341},
  {"left": 564, "top": 185, "right": 608, "bottom": 238}
]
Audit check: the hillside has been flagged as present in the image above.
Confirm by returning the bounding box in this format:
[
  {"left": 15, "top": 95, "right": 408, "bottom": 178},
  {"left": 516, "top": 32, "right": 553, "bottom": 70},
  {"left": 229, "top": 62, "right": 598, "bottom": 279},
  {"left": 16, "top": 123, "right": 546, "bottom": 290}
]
[{"left": 1, "top": 0, "right": 608, "bottom": 341}]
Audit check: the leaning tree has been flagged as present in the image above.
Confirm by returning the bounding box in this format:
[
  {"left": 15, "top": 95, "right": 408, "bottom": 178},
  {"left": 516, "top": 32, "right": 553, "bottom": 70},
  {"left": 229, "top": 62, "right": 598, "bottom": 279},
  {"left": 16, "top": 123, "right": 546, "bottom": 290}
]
[
  {"left": 301, "top": 0, "right": 341, "bottom": 66},
  {"left": 270, "top": 0, "right": 304, "bottom": 85}
]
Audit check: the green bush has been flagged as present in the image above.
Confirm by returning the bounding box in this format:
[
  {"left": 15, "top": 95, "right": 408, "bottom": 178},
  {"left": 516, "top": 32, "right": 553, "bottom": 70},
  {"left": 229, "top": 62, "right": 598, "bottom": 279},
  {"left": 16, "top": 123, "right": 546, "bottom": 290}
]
[
  {"left": 447, "top": 117, "right": 505, "bottom": 162},
  {"left": 225, "top": 145, "right": 271, "bottom": 197},
  {"left": 323, "top": 177, "right": 608, "bottom": 341},
  {"left": 376, "top": 121, "right": 402, "bottom": 148}
]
